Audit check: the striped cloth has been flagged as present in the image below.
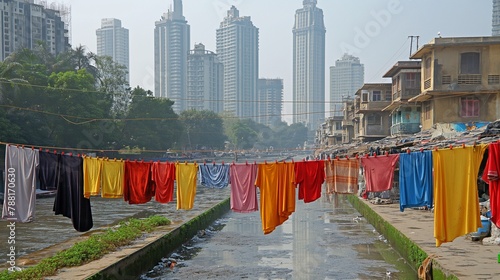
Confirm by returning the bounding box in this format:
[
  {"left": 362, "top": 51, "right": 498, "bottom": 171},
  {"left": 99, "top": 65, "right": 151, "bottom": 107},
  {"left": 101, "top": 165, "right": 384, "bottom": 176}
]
[{"left": 325, "top": 159, "right": 360, "bottom": 194}]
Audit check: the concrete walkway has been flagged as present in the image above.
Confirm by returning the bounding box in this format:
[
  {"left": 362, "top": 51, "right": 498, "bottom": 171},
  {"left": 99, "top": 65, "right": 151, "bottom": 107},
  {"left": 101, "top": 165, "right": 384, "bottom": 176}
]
[{"left": 354, "top": 197, "right": 500, "bottom": 280}]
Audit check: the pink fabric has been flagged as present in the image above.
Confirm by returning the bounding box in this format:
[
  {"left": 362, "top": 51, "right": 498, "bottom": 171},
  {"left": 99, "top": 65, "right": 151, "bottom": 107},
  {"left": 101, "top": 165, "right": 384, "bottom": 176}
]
[
  {"left": 230, "top": 164, "right": 258, "bottom": 213},
  {"left": 482, "top": 143, "right": 500, "bottom": 228},
  {"left": 361, "top": 154, "right": 400, "bottom": 192}
]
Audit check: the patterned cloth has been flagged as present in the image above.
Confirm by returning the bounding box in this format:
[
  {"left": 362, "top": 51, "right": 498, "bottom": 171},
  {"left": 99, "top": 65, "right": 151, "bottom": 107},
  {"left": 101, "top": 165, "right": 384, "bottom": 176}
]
[{"left": 325, "top": 159, "right": 360, "bottom": 194}]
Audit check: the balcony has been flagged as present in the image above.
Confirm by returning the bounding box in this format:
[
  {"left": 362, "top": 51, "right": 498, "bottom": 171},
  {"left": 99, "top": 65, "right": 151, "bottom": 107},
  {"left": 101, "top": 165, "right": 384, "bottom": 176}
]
[
  {"left": 342, "top": 120, "right": 353, "bottom": 127},
  {"left": 390, "top": 123, "right": 421, "bottom": 136},
  {"left": 357, "top": 101, "right": 391, "bottom": 113}
]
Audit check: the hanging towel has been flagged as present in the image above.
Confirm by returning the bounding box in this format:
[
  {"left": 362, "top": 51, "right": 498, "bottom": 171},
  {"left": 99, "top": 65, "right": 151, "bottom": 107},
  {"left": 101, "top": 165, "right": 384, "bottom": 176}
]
[
  {"left": 124, "top": 161, "right": 153, "bottom": 204},
  {"left": 325, "top": 159, "right": 359, "bottom": 194},
  {"left": 38, "top": 151, "right": 60, "bottom": 190},
  {"left": 101, "top": 159, "right": 125, "bottom": 198},
  {"left": 255, "top": 162, "right": 295, "bottom": 234},
  {"left": 151, "top": 161, "right": 176, "bottom": 203},
  {"left": 482, "top": 143, "right": 500, "bottom": 228},
  {"left": 295, "top": 160, "right": 325, "bottom": 203},
  {"left": 361, "top": 154, "right": 399, "bottom": 192},
  {"left": 399, "top": 151, "right": 433, "bottom": 212},
  {"left": 53, "top": 155, "right": 93, "bottom": 232},
  {"left": 433, "top": 145, "right": 487, "bottom": 247},
  {"left": 2, "top": 145, "right": 39, "bottom": 223},
  {"left": 199, "top": 164, "right": 230, "bottom": 188},
  {"left": 230, "top": 163, "right": 258, "bottom": 213},
  {"left": 83, "top": 156, "right": 103, "bottom": 198},
  {"left": 175, "top": 162, "right": 198, "bottom": 210}
]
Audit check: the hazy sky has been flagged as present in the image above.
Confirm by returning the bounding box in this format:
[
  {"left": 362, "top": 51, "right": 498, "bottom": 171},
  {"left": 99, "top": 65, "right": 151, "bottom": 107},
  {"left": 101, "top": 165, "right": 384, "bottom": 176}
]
[{"left": 61, "top": 0, "right": 492, "bottom": 123}]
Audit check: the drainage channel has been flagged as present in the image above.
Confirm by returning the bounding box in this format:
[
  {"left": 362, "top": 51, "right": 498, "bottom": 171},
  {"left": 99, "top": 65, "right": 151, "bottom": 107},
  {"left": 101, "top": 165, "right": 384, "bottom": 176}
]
[{"left": 141, "top": 194, "right": 417, "bottom": 280}]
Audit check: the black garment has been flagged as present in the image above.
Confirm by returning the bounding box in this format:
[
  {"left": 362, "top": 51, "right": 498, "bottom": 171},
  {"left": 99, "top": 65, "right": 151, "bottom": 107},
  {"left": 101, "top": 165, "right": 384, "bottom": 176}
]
[
  {"left": 38, "top": 151, "right": 61, "bottom": 190},
  {"left": 53, "top": 155, "right": 93, "bottom": 232}
]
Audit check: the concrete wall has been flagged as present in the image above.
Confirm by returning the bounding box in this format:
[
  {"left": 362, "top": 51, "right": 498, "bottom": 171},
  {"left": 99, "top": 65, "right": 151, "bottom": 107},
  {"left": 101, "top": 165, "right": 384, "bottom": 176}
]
[{"left": 87, "top": 198, "right": 230, "bottom": 280}]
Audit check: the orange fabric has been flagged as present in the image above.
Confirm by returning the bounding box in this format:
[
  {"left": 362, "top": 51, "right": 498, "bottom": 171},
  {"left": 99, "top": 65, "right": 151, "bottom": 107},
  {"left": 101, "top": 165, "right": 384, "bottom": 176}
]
[
  {"left": 124, "top": 161, "right": 153, "bottom": 204},
  {"left": 255, "top": 162, "right": 295, "bottom": 234},
  {"left": 151, "top": 162, "right": 176, "bottom": 204},
  {"left": 325, "top": 159, "right": 359, "bottom": 194},
  {"left": 101, "top": 159, "right": 124, "bottom": 198}
]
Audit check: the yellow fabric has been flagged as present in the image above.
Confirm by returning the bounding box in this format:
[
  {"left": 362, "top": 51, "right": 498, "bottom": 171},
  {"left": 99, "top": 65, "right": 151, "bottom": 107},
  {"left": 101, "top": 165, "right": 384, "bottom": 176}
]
[
  {"left": 175, "top": 163, "right": 198, "bottom": 210},
  {"left": 433, "top": 145, "right": 487, "bottom": 247},
  {"left": 101, "top": 159, "right": 125, "bottom": 198},
  {"left": 255, "top": 162, "right": 296, "bottom": 234},
  {"left": 83, "top": 157, "right": 103, "bottom": 198}
]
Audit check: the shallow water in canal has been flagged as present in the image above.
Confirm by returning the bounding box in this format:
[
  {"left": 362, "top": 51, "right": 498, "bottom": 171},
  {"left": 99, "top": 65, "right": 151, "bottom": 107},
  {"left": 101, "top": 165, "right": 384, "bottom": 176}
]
[
  {"left": 0, "top": 187, "right": 231, "bottom": 266},
  {"left": 142, "top": 194, "right": 418, "bottom": 280}
]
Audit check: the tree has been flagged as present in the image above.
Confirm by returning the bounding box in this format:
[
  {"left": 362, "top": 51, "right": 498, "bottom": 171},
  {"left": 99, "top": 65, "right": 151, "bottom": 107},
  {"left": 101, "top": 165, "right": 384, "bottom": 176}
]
[
  {"left": 224, "top": 119, "right": 259, "bottom": 150},
  {"left": 93, "top": 55, "right": 130, "bottom": 116},
  {"left": 179, "top": 110, "right": 225, "bottom": 151},
  {"left": 121, "top": 87, "right": 181, "bottom": 151}
]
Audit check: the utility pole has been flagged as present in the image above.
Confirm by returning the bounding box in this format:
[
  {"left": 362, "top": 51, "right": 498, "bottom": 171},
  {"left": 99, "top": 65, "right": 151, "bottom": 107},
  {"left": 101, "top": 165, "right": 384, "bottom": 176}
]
[{"left": 408, "top": 35, "right": 420, "bottom": 58}]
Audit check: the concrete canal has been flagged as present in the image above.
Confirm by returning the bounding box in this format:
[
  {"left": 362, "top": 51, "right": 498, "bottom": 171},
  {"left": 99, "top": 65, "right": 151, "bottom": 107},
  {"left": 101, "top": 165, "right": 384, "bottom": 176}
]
[{"left": 141, "top": 194, "right": 417, "bottom": 280}]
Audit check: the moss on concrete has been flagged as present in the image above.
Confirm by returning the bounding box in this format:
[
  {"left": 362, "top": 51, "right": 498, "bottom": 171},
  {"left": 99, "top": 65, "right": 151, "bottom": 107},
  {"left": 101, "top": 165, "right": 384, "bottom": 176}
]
[{"left": 346, "top": 195, "right": 459, "bottom": 280}]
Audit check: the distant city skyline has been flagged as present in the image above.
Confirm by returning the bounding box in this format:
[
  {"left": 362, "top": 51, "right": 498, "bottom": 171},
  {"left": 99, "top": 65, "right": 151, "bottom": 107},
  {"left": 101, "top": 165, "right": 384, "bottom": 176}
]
[
  {"left": 493, "top": 0, "right": 500, "bottom": 35},
  {"left": 59, "top": 0, "right": 492, "bottom": 123}
]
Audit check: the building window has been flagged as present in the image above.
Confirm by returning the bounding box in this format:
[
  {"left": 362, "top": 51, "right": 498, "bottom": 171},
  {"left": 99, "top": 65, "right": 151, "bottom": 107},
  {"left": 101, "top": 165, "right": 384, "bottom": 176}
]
[
  {"left": 425, "top": 57, "right": 432, "bottom": 79},
  {"left": 362, "top": 92, "right": 368, "bottom": 102},
  {"left": 372, "top": 91, "right": 381, "bottom": 101},
  {"left": 367, "top": 114, "right": 381, "bottom": 125},
  {"left": 385, "top": 91, "right": 392, "bottom": 101},
  {"left": 406, "top": 73, "right": 417, "bottom": 88},
  {"left": 424, "top": 102, "right": 431, "bottom": 120},
  {"left": 460, "top": 97, "right": 480, "bottom": 118},
  {"left": 460, "top": 52, "right": 480, "bottom": 74}
]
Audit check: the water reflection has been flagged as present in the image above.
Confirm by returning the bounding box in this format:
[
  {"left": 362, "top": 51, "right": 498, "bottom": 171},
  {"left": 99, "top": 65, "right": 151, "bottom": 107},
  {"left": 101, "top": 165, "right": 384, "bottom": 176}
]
[{"left": 143, "top": 194, "right": 417, "bottom": 280}]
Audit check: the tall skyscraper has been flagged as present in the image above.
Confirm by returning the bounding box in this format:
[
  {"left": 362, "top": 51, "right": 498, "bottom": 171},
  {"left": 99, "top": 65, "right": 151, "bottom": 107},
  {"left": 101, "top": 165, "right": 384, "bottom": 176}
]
[
  {"left": 258, "top": 79, "right": 283, "bottom": 127},
  {"left": 187, "top": 43, "right": 223, "bottom": 113},
  {"left": 96, "top": 18, "right": 130, "bottom": 82},
  {"left": 493, "top": 0, "right": 500, "bottom": 36},
  {"left": 293, "top": 0, "right": 326, "bottom": 132},
  {"left": 0, "top": 0, "right": 70, "bottom": 61},
  {"left": 154, "top": 0, "right": 190, "bottom": 113},
  {"left": 216, "top": 6, "right": 259, "bottom": 120},
  {"left": 330, "top": 54, "right": 364, "bottom": 117}
]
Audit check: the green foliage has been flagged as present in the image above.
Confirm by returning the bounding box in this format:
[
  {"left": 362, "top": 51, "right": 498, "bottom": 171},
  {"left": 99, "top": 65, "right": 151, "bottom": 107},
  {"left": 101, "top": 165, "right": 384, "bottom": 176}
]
[
  {"left": 121, "top": 86, "right": 182, "bottom": 151},
  {"left": 179, "top": 110, "right": 226, "bottom": 150},
  {"left": 0, "top": 215, "right": 170, "bottom": 280}
]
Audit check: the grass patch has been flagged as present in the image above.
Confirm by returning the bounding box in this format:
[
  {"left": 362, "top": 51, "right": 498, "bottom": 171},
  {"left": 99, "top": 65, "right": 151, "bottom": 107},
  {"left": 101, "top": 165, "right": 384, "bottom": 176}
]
[{"left": 0, "top": 215, "right": 170, "bottom": 280}]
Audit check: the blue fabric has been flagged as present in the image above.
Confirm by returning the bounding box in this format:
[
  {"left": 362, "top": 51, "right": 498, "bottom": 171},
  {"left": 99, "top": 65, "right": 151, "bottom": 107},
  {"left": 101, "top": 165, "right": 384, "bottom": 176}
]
[
  {"left": 399, "top": 151, "right": 433, "bottom": 212},
  {"left": 199, "top": 164, "right": 230, "bottom": 189}
]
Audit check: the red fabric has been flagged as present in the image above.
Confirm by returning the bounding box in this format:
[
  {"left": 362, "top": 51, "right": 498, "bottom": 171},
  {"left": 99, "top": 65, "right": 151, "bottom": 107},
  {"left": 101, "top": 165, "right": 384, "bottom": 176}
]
[
  {"left": 294, "top": 160, "right": 325, "bottom": 203},
  {"left": 361, "top": 154, "right": 399, "bottom": 192},
  {"left": 124, "top": 161, "right": 153, "bottom": 204},
  {"left": 151, "top": 162, "right": 176, "bottom": 204},
  {"left": 482, "top": 143, "right": 500, "bottom": 228}
]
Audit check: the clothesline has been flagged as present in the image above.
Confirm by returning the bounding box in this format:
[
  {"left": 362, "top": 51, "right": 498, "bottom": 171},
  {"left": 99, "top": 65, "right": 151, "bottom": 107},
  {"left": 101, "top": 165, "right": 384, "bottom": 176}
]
[{"left": 2, "top": 141, "right": 499, "bottom": 248}]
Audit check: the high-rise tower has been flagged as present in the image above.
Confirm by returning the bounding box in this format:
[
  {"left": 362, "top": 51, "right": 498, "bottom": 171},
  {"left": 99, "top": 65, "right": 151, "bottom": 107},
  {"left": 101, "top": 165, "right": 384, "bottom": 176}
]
[
  {"left": 293, "top": 0, "right": 326, "bottom": 131},
  {"left": 493, "top": 0, "right": 500, "bottom": 36},
  {"left": 330, "top": 54, "right": 364, "bottom": 117},
  {"left": 0, "top": 0, "right": 70, "bottom": 61},
  {"left": 96, "top": 18, "right": 130, "bottom": 82},
  {"left": 216, "top": 6, "right": 259, "bottom": 120},
  {"left": 187, "top": 43, "right": 224, "bottom": 113},
  {"left": 154, "top": 0, "right": 190, "bottom": 113}
]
